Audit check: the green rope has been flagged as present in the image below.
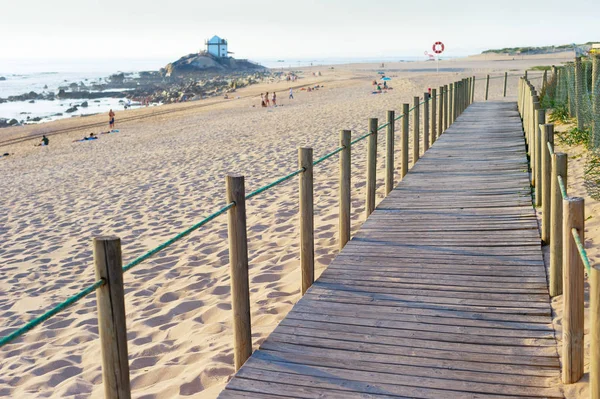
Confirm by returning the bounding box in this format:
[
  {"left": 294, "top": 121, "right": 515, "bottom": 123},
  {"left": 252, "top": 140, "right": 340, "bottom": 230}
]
[
  {"left": 0, "top": 279, "right": 105, "bottom": 348},
  {"left": 571, "top": 228, "right": 591, "bottom": 274},
  {"left": 245, "top": 169, "right": 304, "bottom": 200},
  {"left": 558, "top": 175, "right": 568, "bottom": 199},
  {"left": 377, "top": 122, "right": 390, "bottom": 131},
  {"left": 547, "top": 141, "right": 554, "bottom": 156},
  {"left": 313, "top": 147, "right": 344, "bottom": 166},
  {"left": 123, "top": 202, "right": 234, "bottom": 273},
  {"left": 350, "top": 132, "right": 371, "bottom": 145}
]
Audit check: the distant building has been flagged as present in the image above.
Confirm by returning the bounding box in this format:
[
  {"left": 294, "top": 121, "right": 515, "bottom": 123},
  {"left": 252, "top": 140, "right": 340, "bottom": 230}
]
[{"left": 206, "top": 36, "right": 229, "bottom": 58}]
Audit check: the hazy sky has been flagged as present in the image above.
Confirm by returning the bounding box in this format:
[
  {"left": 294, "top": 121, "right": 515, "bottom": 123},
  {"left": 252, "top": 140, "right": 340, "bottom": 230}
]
[{"left": 1, "top": 0, "right": 597, "bottom": 64}]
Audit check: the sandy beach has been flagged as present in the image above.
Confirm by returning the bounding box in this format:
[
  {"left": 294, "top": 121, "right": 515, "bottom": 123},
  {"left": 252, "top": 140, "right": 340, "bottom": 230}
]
[{"left": 2, "top": 51, "right": 592, "bottom": 398}]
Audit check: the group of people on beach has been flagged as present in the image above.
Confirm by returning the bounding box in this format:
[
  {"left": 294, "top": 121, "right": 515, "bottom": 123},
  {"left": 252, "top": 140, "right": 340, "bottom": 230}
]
[{"left": 259, "top": 88, "right": 295, "bottom": 108}]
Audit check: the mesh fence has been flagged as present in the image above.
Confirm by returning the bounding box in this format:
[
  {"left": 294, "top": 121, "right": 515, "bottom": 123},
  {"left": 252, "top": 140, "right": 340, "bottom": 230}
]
[{"left": 539, "top": 55, "right": 600, "bottom": 199}]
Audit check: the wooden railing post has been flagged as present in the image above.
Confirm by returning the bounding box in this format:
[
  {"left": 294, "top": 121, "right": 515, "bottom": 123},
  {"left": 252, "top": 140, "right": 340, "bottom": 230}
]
[
  {"left": 438, "top": 86, "right": 444, "bottom": 137},
  {"left": 226, "top": 174, "right": 252, "bottom": 371},
  {"left": 412, "top": 96, "right": 420, "bottom": 165},
  {"left": 485, "top": 74, "right": 490, "bottom": 100},
  {"left": 339, "top": 130, "right": 351, "bottom": 250},
  {"left": 93, "top": 236, "right": 132, "bottom": 399},
  {"left": 503, "top": 72, "right": 508, "bottom": 97},
  {"left": 299, "top": 147, "right": 314, "bottom": 295},
  {"left": 563, "top": 196, "right": 585, "bottom": 384},
  {"left": 443, "top": 84, "right": 449, "bottom": 131},
  {"left": 423, "top": 93, "right": 430, "bottom": 152},
  {"left": 591, "top": 263, "right": 600, "bottom": 399},
  {"left": 449, "top": 83, "right": 454, "bottom": 126},
  {"left": 385, "top": 111, "right": 395, "bottom": 195},
  {"left": 471, "top": 75, "right": 476, "bottom": 103},
  {"left": 534, "top": 108, "right": 545, "bottom": 206},
  {"left": 366, "top": 118, "right": 378, "bottom": 217},
  {"left": 550, "top": 152, "right": 567, "bottom": 297},
  {"left": 431, "top": 88, "right": 437, "bottom": 144},
  {"left": 401, "top": 104, "right": 409, "bottom": 179},
  {"left": 541, "top": 124, "right": 553, "bottom": 244}
]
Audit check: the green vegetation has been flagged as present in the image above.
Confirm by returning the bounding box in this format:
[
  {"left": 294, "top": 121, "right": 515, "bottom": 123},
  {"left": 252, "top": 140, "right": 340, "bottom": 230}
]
[
  {"left": 556, "top": 126, "right": 590, "bottom": 148},
  {"left": 482, "top": 43, "right": 589, "bottom": 55},
  {"left": 530, "top": 65, "right": 552, "bottom": 71},
  {"left": 548, "top": 105, "right": 572, "bottom": 124}
]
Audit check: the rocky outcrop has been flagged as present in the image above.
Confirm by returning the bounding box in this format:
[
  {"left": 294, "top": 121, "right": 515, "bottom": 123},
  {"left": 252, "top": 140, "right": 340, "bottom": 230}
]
[
  {"left": 161, "top": 52, "right": 266, "bottom": 77},
  {"left": 0, "top": 76, "right": 6, "bottom": 81}
]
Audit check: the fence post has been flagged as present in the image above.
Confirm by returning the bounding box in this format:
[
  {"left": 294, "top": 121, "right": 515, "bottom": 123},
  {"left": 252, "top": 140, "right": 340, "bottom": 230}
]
[
  {"left": 471, "top": 75, "right": 476, "bottom": 103},
  {"left": 443, "top": 84, "right": 449, "bottom": 131},
  {"left": 534, "top": 108, "right": 545, "bottom": 206},
  {"left": 574, "top": 56, "right": 584, "bottom": 131},
  {"left": 563, "top": 196, "right": 585, "bottom": 384},
  {"left": 412, "top": 96, "right": 420, "bottom": 165},
  {"left": 485, "top": 74, "right": 490, "bottom": 100},
  {"left": 401, "top": 104, "right": 409, "bottom": 179},
  {"left": 541, "top": 124, "right": 553, "bottom": 244},
  {"left": 339, "top": 130, "right": 351, "bottom": 250},
  {"left": 226, "top": 174, "right": 252, "bottom": 371},
  {"left": 550, "top": 152, "right": 567, "bottom": 297},
  {"left": 438, "top": 86, "right": 444, "bottom": 137},
  {"left": 431, "top": 88, "right": 437, "bottom": 144},
  {"left": 591, "top": 263, "right": 600, "bottom": 399},
  {"left": 449, "top": 84, "right": 454, "bottom": 126},
  {"left": 593, "top": 54, "right": 600, "bottom": 149},
  {"left": 385, "top": 111, "right": 395, "bottom": 195},
  {"left": 503, "top": 72, "right": 508, "bottom": 97},
  {"left": 93, "top": 236, "right": 132, "bottom": 399},
  {"left": 366, "top": 118, "right": 378, "bottom": 217},
  {"left": 423, "top": 93, "right": 430, "bottom": 152},
  {"left": 299, "top": 148, "right": 314, "bottom": 295}
]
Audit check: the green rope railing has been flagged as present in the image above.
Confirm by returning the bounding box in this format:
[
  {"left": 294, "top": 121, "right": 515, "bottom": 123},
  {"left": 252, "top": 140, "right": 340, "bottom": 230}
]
[
  {"left": 0, "top": 279, "right": 105, "bottom": 348},
  {"left": 571, "top": 228, "right": 592, "bottom": 274},
  {"left": 558, "top": 175, "right": 568, "bottom": 199},
  {"left": 547, "top": 141, "right": 554, "bottom": 156},
  {"left": 0, "top": 80, "right": 463, "bottom": 350}
]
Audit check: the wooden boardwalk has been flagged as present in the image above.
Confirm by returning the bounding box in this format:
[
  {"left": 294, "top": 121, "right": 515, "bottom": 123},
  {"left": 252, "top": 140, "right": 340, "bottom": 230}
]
[{"left": 219, "top": 102, "right": 563, "bottom": 398}]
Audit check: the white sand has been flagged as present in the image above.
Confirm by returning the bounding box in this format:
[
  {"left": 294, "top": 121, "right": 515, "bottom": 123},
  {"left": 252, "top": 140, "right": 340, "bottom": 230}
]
[{"left": 0, "top": 53, "right": 580, "bottom": 398}]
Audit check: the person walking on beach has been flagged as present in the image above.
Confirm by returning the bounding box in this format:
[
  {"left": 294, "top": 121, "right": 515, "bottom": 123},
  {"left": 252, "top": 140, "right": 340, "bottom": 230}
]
[
  {"left": 260, "top": 93, "right": 266, "bottom": 107},
  {"left": 265, "top": 92, "right": 270, "bottom": 107},
  {"left": 289, "top": 87, "right": 293, "bottom": 100},
  {"left": 272, "top": 92, "right": 277, "bottom": 107},
  {"left": 109, "top": 109, "right": 115, "bottom": 129}
]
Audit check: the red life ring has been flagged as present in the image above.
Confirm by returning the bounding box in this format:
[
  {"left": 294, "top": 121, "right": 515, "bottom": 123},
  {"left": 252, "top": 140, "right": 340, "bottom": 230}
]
[{"left": 433, "top": 42, "right": 445, "bottom": 54}]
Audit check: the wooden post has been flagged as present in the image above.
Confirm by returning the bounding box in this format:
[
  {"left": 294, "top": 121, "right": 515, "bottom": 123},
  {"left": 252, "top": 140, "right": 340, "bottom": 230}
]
[
  {"left": 366, "top": 118, "right": 378, "bottom": 217},
  {"left": 485, "top": 74, "right": 490, "bottom": 101},
  {"left": 339, "top": 130, "right": 351, "bottom": 250},
  {"left": 423, "top": 93, "right": 430, "bottom": 152},
  {"left": 503, "top": 72, "right": 508, "bottom": 97},
  {"left": 534, "top": 107, "right": 544, "bottom": 206},
  {"left": 438, "top": 86, "right": 444, "bottom": 136},
  {"left": 563, "top": 196, "right": 585, "bottom": 384},
  {"left": 525, "top": 70, "right": 528, "bottom": 80},
  {"left": 518, "top": 78, "right": 523, "bottom": 116},
  {"left": 543, "top": 70, "right": 548, "bottom": 90},
  {"left": 385, "top": 111, "right": 395, "bottom": 195},
  {"left": 448, "top": 84, "right": 454, "bottom": 126},
  {"left": 401, "top": 104, "right": 409, "bottom": 179},
  {"left": 94, "top": 236, "right": 132, "bottom": 399},
  {"left": 431, "top": 88, "right": 437, "bottom": 144},
  {"left": 541, "top": 124, "right": 553, "bottom": 244},
  {"left": 591, "top": 264, "right": 600, "bottom": 399},
  {"left": 550, "top": 152, "right": 567, "bottom": 297},
  {"left": 226, "top": 174, "right": 252, "bottom": 371},
  {"left": 443, "top": 84, "right": 449, "bottom": 131},
  {"left": 412, "top": 96, "right": 420, "bottom": 165},
  {"left": 593, "top": 54, "right": 600, "bottom": 149},
  {"left": 574, "top": 56, "right": 584, "bottom": 130},
  {"left": 471, "top": 75, "right": 476, "bottom": 103},
  {"left": 299, "top": 148, "right": 314, "bottom": 295}
]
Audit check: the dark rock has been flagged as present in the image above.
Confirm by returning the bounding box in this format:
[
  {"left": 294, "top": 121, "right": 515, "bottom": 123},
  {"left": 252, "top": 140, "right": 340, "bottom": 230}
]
[
  {"left": 31, "top": 117, "right": 42, "bottom": 122},
  {"left": 81, "top": 101, "right": 88, "bottom": 107},
  {"left": 65, "top": 106, "right": 78, "bottom": 113},
  {"left": 9, "top": 119, "right": 18, "bottom": 126},
  {"left": 28, "top": 100, "right": 35, "bottom": 103},
  {"left": 0, "top": 76, "right": 6, "bottom": 81},
  {"left": 109, "top": 73, "right": 125, "bottom": 84}
]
